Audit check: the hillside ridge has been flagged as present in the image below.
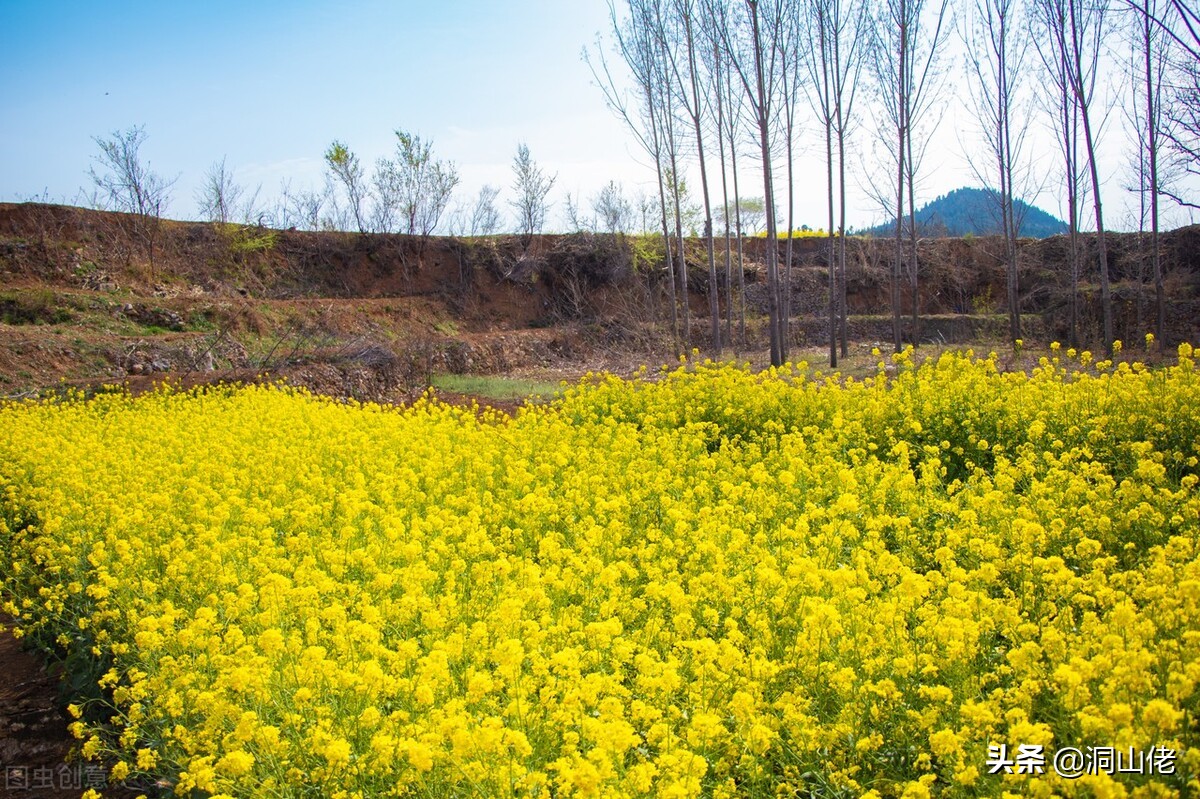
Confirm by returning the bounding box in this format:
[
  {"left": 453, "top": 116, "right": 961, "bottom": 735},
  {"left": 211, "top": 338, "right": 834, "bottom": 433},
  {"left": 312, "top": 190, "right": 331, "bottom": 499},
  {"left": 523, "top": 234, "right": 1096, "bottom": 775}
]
[
  {"left": 863, "top": 187, "right": 1069, "bottom": 238},
  {"left": 1, "top": 202, "right": 1197, "bottom": 399}
]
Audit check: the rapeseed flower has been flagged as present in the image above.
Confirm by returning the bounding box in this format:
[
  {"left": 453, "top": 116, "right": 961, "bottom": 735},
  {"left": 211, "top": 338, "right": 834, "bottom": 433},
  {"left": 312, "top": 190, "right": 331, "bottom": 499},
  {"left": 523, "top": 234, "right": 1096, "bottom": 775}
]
[{"left": 0, "top": 350, "right": 1196, "bottom": 796}]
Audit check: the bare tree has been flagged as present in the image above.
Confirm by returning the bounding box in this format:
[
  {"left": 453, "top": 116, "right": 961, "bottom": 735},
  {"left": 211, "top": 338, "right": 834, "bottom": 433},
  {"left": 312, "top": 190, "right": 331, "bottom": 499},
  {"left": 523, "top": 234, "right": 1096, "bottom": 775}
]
[
  {"left": 831, "top": 1, "right": 867, "bottom": 359},
  {"left": 868, "top": 0, "right": 952, "bottom": 352},
  {"left": 1122, "top": 2, "right": 1200, "bottom": 212},
  {"left": 275, "top": 179, "right": 331, "bottom": 231},
  {"left": 964, "top": 0, "right": 1033, "bottom": 344},
  {"left": 1122, "top": 0, "right": 1171, "bottom": 341},
  {"left": 805, "top": 0, "right": 841, "bottom": 366},
  {"left": 196, "top": 157, "right": 245, "bottom": 225},
  {"left": 593, "top": 180, "right": 635, "bottom": 232},
  {"left": 700, "top": 4, "right": 745, "bottom": 350},
  {"left": 468, "top": 185, "right": 503, "bottom": 236},
  {"left": 1154, "top": 4, "right": 1200, "bottom": 209},
  {"left": 510, "top": 143, "right": 557, "bottom": 246},
  {"left": 776, "top": 1, "right": 808, "bottom": 361},
  {"left": 239, "top": 183, "right": 264, "bottom": 226},
  {"left": 324, "top": 140, "right": 369, "bottom": 233},
  {"left": 591, "top": 0, "right": 687, "bottom": 344},
  {"left": 1164, "top": 70, "right": 1200, "bottom": 211},
  {"left": 370, "top": 159, "right": 398, "bottom": 233},
  {"left": 1118, "top": 0, "right": 1197, "bottom": 343},
  {"left": 565, "top": 190, "right": 593, "bottom": 232},
  {"left": 633, "top": 188, "right": 657, "bottom": 233},
  {"left": 1121, "top": 0, "right": 1200, "bottom": 61},
  {"left": 725, "top": 94, "right": 749, "bottom": 348},
  {"left": 805, "top": 0, "right": 866, "bottom": 366},
  {"left": 1032, "top": 0, "right": 1085, "bottom": 346},
  {"left": 87, "top": 125, "right": 177, "bottom": 273},
  {"left": 653, "top": 1, "right": 693, "bottom": 348},
  {"left": 716, "top": 0, "right": 789, "bottom": 366},
  {"left": 703, "top": 20, "right": 730, "bottom": 346},
  {"left": 1033, "top": 0, "right": 1114, "bottom": 353},
  {"left": 374, "top": 130, "right": 460, "bottom": 239},
  {"left": 1124, "top": 46, "right": 1151, "bottom": 331},
  {"left": 665, "top": 0, "right": 723, "bottom": 354}
]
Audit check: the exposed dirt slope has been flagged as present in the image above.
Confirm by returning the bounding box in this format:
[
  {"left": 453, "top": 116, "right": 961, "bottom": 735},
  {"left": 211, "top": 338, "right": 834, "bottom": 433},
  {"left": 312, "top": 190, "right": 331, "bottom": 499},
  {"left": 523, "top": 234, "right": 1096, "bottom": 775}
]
[{"left": 1, "top": 202, "right": 1197, "bottom": 399}]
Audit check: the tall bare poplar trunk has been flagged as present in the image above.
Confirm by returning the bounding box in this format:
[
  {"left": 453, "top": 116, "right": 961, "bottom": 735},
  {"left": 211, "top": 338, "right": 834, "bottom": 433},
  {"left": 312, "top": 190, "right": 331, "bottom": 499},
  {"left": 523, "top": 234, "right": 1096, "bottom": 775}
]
[
  {"left": 749, "top": 1, "right": 783, "bottom": 365},
  {"left": 1143, "top": 0, "right": 1164, "bottom": 343},
  {"left": 1066, "top": 0, "right": 1112, "bottom": 353},
  {"left": 906, "top": 125, "right": 920, "bottom": 347},
  {"left": 679, "top": 8, "right": 722, "bottom": 354},
  {"left": 892, "top": 22, "right": 907, "bottom": 354},
  {"left": 731, "top": 137, "right": 748, "bottom": 348},
  {"left": 714, "top": 42, "right": 735, "bottom": 347}
]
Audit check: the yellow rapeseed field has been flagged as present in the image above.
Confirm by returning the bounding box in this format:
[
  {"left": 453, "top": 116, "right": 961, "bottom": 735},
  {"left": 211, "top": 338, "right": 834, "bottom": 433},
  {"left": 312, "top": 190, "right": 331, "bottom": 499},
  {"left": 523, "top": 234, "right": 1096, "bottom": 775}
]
[{"left": 1, "top": 345, "right": 1198, "bottom": 798}]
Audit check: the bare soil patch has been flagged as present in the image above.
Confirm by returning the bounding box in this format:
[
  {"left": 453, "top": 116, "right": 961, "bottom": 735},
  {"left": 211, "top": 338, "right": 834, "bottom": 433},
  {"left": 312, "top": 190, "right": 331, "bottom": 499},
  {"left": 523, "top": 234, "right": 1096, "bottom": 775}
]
[{"left": 0, "top": 623, "right": 145, "bottom": 799}]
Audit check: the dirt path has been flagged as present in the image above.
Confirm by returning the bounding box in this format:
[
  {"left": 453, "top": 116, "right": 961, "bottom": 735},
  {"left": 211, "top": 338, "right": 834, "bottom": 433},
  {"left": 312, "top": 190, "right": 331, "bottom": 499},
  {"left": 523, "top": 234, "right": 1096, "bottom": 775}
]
[
  {"left": 0, "top": 625, "right": 89, "bottom": 799},
  {"left": 0, "top": 624, "right": 151, "bottom": 799}
]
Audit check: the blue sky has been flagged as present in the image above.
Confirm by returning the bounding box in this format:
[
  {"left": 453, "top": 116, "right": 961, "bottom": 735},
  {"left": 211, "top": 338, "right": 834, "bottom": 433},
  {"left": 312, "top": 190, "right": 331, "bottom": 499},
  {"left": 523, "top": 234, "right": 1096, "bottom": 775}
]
[
  {"left": 1, "top": 1, "right": 1194, "bottom": 231},
  {"left": 1, "top": 0, "right": 657, "bottom": 227}
]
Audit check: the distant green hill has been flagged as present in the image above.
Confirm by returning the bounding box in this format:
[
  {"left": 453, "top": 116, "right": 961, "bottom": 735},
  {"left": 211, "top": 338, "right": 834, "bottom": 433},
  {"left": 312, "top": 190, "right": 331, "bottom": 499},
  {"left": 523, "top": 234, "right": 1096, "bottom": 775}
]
[{"left": 861, "top": 187, "right": 1068, "bottom": 238}]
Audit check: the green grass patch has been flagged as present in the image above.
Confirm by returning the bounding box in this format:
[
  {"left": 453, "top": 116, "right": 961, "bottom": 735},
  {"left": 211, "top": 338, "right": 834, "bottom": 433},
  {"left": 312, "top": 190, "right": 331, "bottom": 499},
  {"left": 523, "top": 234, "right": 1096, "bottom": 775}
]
[
  {"left": 218, "top": 223, "right": 278, "bottom": 255},
  {"left": 0, "top": 289, "right": 74, "bottom": 325},
  {"left": 429, "top": 373, "right": 562, "bottom": 401}
]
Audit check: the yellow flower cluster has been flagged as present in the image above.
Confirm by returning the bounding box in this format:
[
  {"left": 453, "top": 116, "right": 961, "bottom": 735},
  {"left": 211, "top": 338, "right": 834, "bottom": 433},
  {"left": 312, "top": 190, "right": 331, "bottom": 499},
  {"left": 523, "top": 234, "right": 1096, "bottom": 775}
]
[
  {"left": 1, "top": 346, "right": 1197, "bottom": 797},
  {"left": 752, "top": 228, "right": 837, "bottom": 239}
]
